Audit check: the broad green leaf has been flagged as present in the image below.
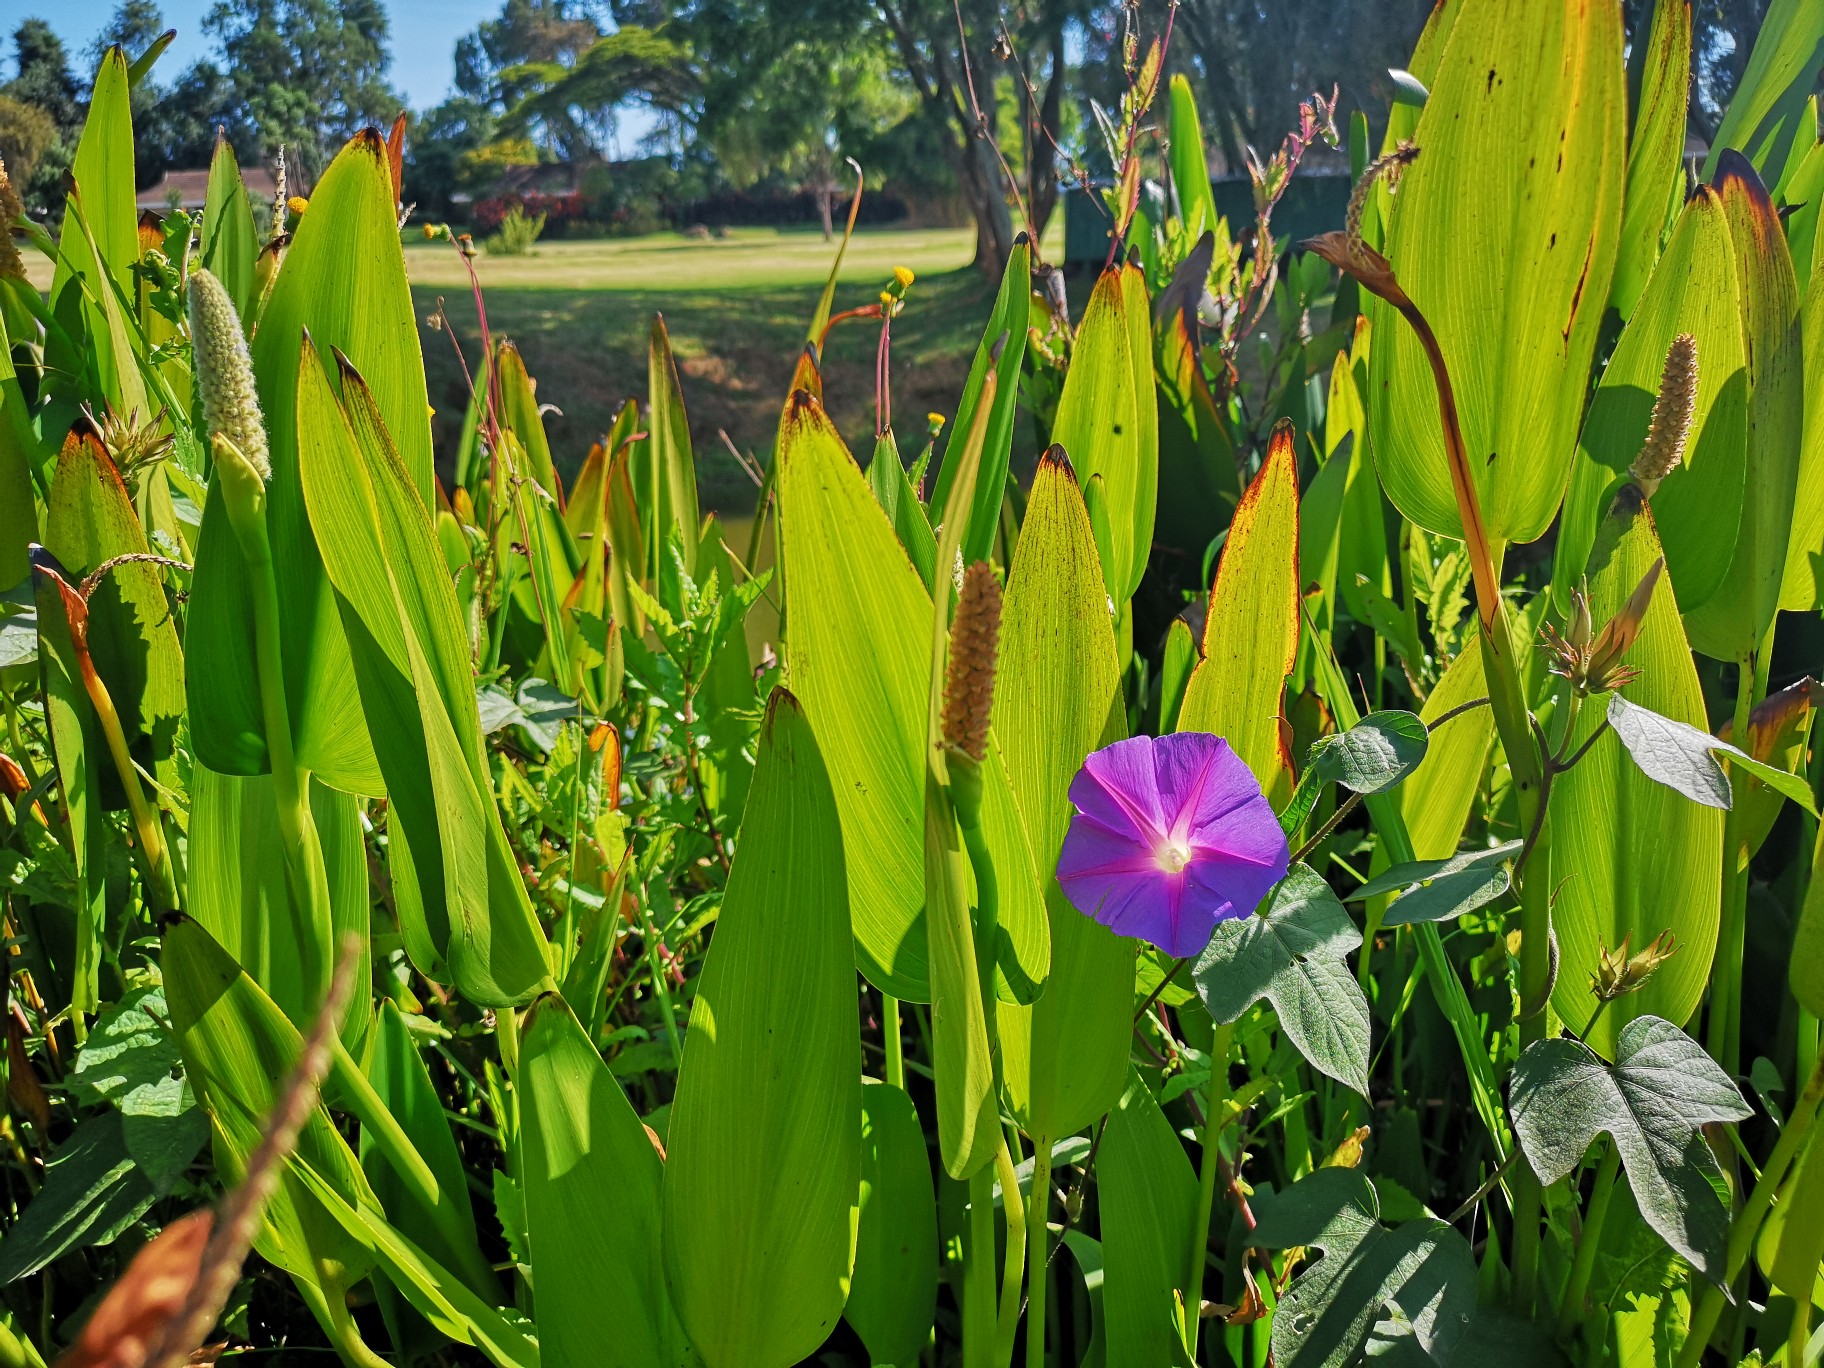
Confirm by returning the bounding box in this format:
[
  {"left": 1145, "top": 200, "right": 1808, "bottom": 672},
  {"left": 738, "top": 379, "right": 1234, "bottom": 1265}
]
[
  {"left": 1549, "top": 504, "right": 1723, "bottom": 1057},
  {"left": 1331, "top": 340, "right": 1388, "bottom": 630},
  {"left": 776, "top": 391, "right": 1047, "bottom": 1002},
  {"left": 1778, "top": 247, "right": 1824, "bottom": 610},
  {"left": 0, "top": 1112, "right": 155, "bottom": 1284},
  {"left": 1279, "top": 710, "right": 1429, "bottom": 837},
  {"left": 290, "top": 1155, "right": 542, "bottom": 1368},
  {"left": 663, "top": 690, "right": 860, "bottom": 1367},
  {"left": 1509, "top": 1015, "right": 1751, "bottom": 1281},
  {"left": 1702, "top": 0, "right": 1824, "bottom": 189},
  {"left": 1155, "top": 301, "right": 1241, "bottom": 558},
  {"left": 0, "top": 313, "right": 40, "bottom": 589},
  {"left": 1051, "top": 268, "right": 1156, "bottom": 602},
  {"left": 69, "top": 986, "right": 207, "bottom": 1194},
  {"left": 1098, "top": 1071, "right": 1197, "bottom": 1367},
  {"left": 1178, "top": 421, "right": 1299, "bottom": 796},
  {"left": 932, "top": 238, "right": 1030, "bottom": 565},
  {"left": 647, "top": 314, "right": 700, "bottom": 577},
  {"left": 296, "top": 342, "right": 550, "bottom": 1007},
  {"left": 1556, "top": 188, "right": 1747, "bottom": 615},
  {"left": 1247, "top": 1168, "right": 1477, "bottom": 1368},
  {"left": 1348, "top": 841, "right": 1520, "bottom": 926},
  {"left": 187, "top": 129, "right": 429, "bottom": 787},
  {"left": 1192, "top": 864, "right": 1369, "bottom": 1095},
  {"left": 1609, "top": 0, "right": 1690, "bottom": 319},
  {"left": 200, "top": 133, "right": 259, "bottom": 324},
  {"left": 1684, "top": 155, "right": 1805, "bottom": 660},
  {"left": 1399, "top": 647, "right": 1493, "bottom": 859},
  {"left": 1167, "top": 75, "right": 1218, "bottom": 242},
  {"left": 31, "top": 552, "right": 107, "bottom": 1014},
  {"left": 1297, "top": 424, "right": 1350, "bottom": 666},
  {"left": 1159, "top": 618, "right": 1194, "bottom": 734},
  {"left": 162, "top": 914, "right": 379, "bottom": 1292},
  {"left": 520, "top": 992, "right": 691, "bottom": 1368},
  {"left": 995, "top": 451, "right": 1134, "bottom": 1142},
  {"left": 846, "top": 1080, "right": 938, "bottom": 1367},
  {"left": 361, "top": 1002, "right": 495, "bottom": 1306},
  {"left": 188, "top": 767, "right": 371, "bottom": 1049},
  {"left": 867, "top": 430, "right": 937, "bottom": 591},
  {"left": 1367, "top": 0, "right": 1624, "bottom": 542},
  {"left": 44, "top": 427, "right": 184, "bottom": 791},
  {"left": 1768, "top": 1120, "right": 1824, "bottom": 1300},
  {"left": 1608, "top": 692, "right": 1817, "bottom": 814}
]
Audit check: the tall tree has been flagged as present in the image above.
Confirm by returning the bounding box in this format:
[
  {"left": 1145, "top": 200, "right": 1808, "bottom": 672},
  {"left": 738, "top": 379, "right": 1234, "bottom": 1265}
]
[
  {"left": 203, "top": 0, "right": 402, "bottom": 184},
  {"left": 3, "top": 19, "right": 81, "bottom": 209}
]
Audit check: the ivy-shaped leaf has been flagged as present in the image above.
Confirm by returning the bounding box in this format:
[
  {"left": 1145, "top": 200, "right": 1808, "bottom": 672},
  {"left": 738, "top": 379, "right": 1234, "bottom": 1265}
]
[
  {"left": 1607, "top": 693, "right": 1817, "bottom": 814},
  {"left": 1192, "top": 864, "right": 1369, "bottom": 1095},
  {"left": 1247, "top": 1168, "right": 1478, "bottom": 1368},
  {"left": 1348, "top": 841, "right": 1522, "bottom": 926},
  {"left": 1280, "top": 712, "right": 1428, "bottom": 835},
  {"left": 1509, "top": 1015, "right": 1752, "bottom": 1282}
]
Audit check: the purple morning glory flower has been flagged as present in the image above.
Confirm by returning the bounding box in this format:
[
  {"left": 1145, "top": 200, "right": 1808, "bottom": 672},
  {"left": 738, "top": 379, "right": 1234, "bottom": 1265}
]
[{"left": 1056, "top": 733, "right": 1290, "bottom": 957}]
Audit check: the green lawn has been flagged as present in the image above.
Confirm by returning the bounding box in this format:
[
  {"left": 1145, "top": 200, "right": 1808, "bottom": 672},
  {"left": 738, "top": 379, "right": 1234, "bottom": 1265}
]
[{"left": 409, "top": 225, "right": 1047, "bottom": 511}]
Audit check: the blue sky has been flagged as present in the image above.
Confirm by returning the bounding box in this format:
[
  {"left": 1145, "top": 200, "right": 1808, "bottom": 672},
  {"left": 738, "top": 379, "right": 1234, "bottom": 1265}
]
[{"left": 25, "top": 0, "right": 507, "bottom": 108}]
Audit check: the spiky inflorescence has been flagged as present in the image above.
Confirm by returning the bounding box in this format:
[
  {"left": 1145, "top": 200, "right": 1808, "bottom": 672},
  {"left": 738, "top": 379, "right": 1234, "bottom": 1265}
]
[
  {"left": 1629, "top": 333, "right": 1698, "bottom": 496},
  {"left": 942, "top": 561, "right": 1002, "bottom": 764},
  {"left": 1344, "top": 140, "right": 1420, "bottom": 258},
  {"left": 187, "top": 268, "right": 271, "bottom": 480},
  {"left": 0, "top": 156, "right": 25, "bottom": 282}
]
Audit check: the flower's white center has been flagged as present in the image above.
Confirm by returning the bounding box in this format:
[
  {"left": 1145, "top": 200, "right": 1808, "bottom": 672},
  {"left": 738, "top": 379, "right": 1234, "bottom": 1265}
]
[{"left": 1155, "top": 837, "right": 1194, "bottom": 874}]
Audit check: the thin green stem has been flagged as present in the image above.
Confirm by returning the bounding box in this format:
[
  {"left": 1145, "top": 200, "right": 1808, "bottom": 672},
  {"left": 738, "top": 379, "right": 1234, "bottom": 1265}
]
[
  {"left": 966, "top": 1161, "right": 997, "bottom": 1368},
  {"left": 1186, "top": 1021, "right": 1236, "bottom": 1361},
  {"left": 1026, "top": 1135, "right": 1053, "bottom": 1368},
  {"left": 1554, "top": 1140, "right": 1620, "bottom": 1342},
  {"left": 883, "top": 993, "right": 905, "bottom": 1090},
  {"left": 635, "top": 894, "right": 684, "bottom": 1066},
  {"left": 995, "top": 1128, "right": 1027, "bottom": 1367}
]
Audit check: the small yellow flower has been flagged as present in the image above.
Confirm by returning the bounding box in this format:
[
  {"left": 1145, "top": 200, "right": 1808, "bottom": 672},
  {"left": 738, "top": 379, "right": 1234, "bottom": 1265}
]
[
  {"left": 926, "top": 412, "right": 946, "bottom": 430},
  {"left": 287, "top": 196, "right": 309, "bottom": 216},
  {"left": 894, "top": 266, "right": 916, "bottom": 288},
  {"left": 879, "top": 290, "right": 894, "bottom": 307}
]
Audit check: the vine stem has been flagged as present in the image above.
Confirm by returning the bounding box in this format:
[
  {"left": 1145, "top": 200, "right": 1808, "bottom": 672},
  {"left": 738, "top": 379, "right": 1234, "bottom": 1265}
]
[
  {"left": 1026, "top": 1136, "right": 1053, "bottom": 1368},
  {"left": 994, "top": 1128, "right": 1027, "bottom": 1366},
  {"left": 1185, "top": 1020, "right": 1236, "bottom": 1362},
  {"left": 965, "top": 1162, "right": 997, "bottom": 1367},
  {"left": 1553, "top": 1140, "right": 1620, "bottom": 1341}
]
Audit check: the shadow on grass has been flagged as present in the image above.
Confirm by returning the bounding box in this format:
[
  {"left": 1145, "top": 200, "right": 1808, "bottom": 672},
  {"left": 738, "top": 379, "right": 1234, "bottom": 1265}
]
[{"left": 417, "top": 267, "right": 999, "bottom": 513}]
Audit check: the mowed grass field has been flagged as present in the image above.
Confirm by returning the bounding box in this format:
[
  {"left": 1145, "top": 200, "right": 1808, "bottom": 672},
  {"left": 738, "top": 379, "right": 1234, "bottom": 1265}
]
[{"left": 408, "top": 224, "right": 1064, "bottom": 511}]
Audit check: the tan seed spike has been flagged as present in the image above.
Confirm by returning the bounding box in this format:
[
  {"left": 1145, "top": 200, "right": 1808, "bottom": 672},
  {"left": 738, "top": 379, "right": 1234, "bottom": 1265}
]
[
  {"left": 1628, "top": 333, "right": 1698, "bottom": 496},
  {"left": 0, "top": 155, "right": 24, "bottom": 282},
  {"left": 187, "top": 267, "right": 271, "bottom": 481},
  {"left": 1344, "top": 140, "right": 1420, "bottom": 259},
  {"left": 942, "top": 561, "right": 1002, "bottom": 764}
]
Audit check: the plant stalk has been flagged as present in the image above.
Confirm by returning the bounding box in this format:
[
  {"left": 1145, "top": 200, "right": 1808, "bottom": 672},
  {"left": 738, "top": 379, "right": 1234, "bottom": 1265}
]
[
  {"left": 1027, "top": 1135, "right": 1052, "bottom": 1368},
  {"left": 1553, "top": 1140, "right": 1620, "bottom": 1342},
  {"left": 994, "top": 1127, "right": 1027, "bottom": 1367},
  {"left": 966, "top": 1161, "right": 997, "bottom": 1368},
  {"left": 1186, "top": 1021, "right": 1236, "bottom": 1360}
]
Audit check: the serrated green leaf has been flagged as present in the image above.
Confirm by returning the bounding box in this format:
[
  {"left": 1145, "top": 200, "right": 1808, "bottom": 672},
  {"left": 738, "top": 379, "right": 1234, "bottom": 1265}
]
[{"left": 1509, "top": 1015, "right": 1750, "bottom": 1281}]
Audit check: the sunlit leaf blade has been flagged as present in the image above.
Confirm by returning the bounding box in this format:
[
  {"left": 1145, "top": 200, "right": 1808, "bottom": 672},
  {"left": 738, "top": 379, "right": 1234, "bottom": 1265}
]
[
  {"left": 187, "top": 129, "right": 428, "bottom": 787},
  {"left": 995, "top": 451, "right": 1133, "bottom": 1142},
  {"left": 1609, "top": 0, "right": 1690, "bottom": 319},
  {"left": 1367, "top": 0, "right": 1625, "bottom": 542},
  {"left": 0, "top": 1112, "right": 156, "bottom": 1283},
  {"left": 0, "top": 315, "right": 40, "bottom": 589},
  {"left": 1098, "top": 1071, "right": 1196, "bottom": 1366},
  {"left": 1349, "top": 841, "right": 1520, "bottom": 926},
  {"left": 845, "top": 1080, "right": 938, "bottom": 1367},
  {"left": 520, "top": 992, "right": 691, "bottom": 1368},
  {"left": 1177, "top": 421, "right": 1299, "bottom": 796},
  {"left": 1548, "top": 503, "right": 1722, "bottom": 1057},
  {"left": 1510, "top": 1015, "right": 1751, "bottom": 1281},
  {"left": 1248, "top": 1168, "right": 1478, "bottom": 1368},
  {"left": 1778, "top": 252, "right": 1824, "bottom": 610},
  {"left": 1166, "top": 75, "right": 1218, "bottom": 242},
  {"left": 1702, "top": 0, "right": 1824, "bottom": 189},
  {"left": 44, "top": 426, "right": 184, "bottom": 792},
  {"left": 187, "top": 766, "right": 371, "bottom": 1049},
  {"left": 931, "top": 238, "right": 1030, "bottom": 566},
  {"left": 1684, "top": 154, "right": 1804, "bottom": 661},
  {"left": 1051, "top": 268, "right": 1156, "bottom": 602},
  {"left": 200, "top": 133, "right": 259, "bottom": 325},
  {"left": 776, "top": 391, "right": 1047, "bottom": 1002},
  {"left": 296, "top": 341, "right": 550, "bottom": 1007},
  {"left": 1398, "top": 646, "right": 1493, "bottom": 860},
  {"left": 161, "top": 915, "right": 378, "bottom": 1293},
  {"left": 663, "top": 689, "right": 860, "bottom": 1367},
  {"left": 1556, "top": 188, "right": 1747, "bottom": 615},
  {"left": 1193, "top": 864, "right": 1370, "bottom": 1095},
  {"left": 647, "top": 314, "right": 701, "bottom": 577},
  {"left": 1795, "top": 822, "right": 1824, "bottom": 1017}
]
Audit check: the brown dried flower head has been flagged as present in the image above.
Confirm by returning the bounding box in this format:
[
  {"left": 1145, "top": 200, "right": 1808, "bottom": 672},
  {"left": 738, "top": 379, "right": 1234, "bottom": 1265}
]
[
  {"left": 1629, "top": 334, "right": 1698, "bottom": 496},
  {"left": 1592, "top": 929, "right": 1678, "bottom": 1003},
  {"left": 942, "top": 560, "right": 1002, "bottom": 764},
  {"left": 1541, "top": 558, "right": 1663, "bottom": 695}
]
